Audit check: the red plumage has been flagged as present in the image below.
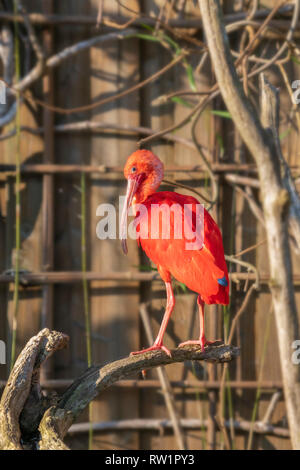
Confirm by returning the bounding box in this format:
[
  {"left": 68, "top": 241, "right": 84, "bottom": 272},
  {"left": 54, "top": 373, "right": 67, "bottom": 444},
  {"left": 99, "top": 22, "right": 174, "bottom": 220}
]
[
  {"left": 121, "top": 149, "right": 229, "bottom": 356},
  {"left": 136, "top": 191, "right": 229, "bottom": 305}
]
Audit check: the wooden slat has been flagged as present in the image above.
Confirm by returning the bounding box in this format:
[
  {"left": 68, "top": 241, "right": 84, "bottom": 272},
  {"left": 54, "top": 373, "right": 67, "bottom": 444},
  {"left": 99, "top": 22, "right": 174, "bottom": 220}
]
[
  {"left": 85, "top": 0, "right": 141, "bottom": 451},
  {"left": 1, "top": 0, "right": 45, "bottom": 371}
]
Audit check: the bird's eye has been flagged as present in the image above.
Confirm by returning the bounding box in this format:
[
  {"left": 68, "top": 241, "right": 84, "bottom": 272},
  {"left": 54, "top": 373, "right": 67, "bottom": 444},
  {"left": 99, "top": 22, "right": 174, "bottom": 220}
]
[{"left": 131, "top": 166, "right": 137, "bottom": 173}]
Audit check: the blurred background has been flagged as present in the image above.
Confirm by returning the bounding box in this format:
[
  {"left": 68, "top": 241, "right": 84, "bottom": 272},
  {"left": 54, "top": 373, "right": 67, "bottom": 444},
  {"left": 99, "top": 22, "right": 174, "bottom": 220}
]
[{"left": 0, "top": 0, "right": 300, "bottom": 450}]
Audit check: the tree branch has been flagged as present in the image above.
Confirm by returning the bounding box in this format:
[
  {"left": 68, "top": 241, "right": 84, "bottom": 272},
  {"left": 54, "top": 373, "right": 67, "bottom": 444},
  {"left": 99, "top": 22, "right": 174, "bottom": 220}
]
[
  {"left": 0, "top": 329, "right": 239, "bottom": 450},
  {"left": 57, "top": 343, "right": 238, "bottom": 420},
  {"left": 0, "top": 329, "right": 68, "bottom": 450},
  {"left": 67, "top": 416, "right": 290, "bottom": 439},
  {"left": 39, "top": 342, "right": 238, "bottom": 449},
  {"left": 260, "top": 73, "right": 300, "bottom": 254}
]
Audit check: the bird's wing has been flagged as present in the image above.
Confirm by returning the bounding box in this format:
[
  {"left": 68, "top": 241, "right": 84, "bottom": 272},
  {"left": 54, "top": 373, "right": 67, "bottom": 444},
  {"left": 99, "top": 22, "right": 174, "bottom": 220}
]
[{"left": 136, "top": 192, "right": 228, "bottom": 301}]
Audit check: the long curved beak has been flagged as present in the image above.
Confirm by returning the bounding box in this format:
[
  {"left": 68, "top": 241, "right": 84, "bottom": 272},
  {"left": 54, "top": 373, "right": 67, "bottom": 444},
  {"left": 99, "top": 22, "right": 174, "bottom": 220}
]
[{"left": 120, "top": 176, "right": 140, "bottom": 255}]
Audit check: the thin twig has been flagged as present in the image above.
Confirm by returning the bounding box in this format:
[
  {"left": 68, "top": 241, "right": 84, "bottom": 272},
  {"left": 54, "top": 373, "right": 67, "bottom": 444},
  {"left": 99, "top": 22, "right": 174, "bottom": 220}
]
[{"left": 278, "top": 62, "right": 300, "bottom": 133}]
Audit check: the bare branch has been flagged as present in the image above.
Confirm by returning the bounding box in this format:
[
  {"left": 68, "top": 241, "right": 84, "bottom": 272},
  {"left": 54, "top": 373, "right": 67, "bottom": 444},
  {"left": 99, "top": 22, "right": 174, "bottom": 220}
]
[
  {"left": 0, "top": 25, "right": 14, "bottom": 85},
  {"left": 0, "top": 29, "right": 139, "bottom": 126},
  {"left": 0, "top": 6, "right": 294, "bottom": 28}
]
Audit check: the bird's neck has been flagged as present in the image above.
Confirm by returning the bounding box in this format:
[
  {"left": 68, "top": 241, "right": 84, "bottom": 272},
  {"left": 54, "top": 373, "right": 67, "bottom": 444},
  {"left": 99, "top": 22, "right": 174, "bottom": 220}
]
[{"left": 133, "top": 184, "right": 156, "bottom": 206}]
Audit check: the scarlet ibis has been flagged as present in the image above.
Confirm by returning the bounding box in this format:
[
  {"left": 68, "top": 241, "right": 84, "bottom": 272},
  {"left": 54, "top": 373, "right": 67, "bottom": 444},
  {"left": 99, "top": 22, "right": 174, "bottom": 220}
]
[{"left": 121, "top": 149, "right": 229, "bottom": 356}]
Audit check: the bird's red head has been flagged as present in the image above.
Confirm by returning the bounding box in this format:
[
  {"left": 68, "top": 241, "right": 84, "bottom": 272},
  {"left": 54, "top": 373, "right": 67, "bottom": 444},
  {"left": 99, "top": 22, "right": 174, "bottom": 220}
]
[{"left": 121, "top": 149, "right": 164, "bottom": 254}]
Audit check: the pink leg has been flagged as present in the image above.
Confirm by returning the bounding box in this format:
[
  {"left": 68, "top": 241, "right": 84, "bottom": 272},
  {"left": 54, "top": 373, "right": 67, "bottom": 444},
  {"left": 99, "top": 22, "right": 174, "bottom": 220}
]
[
  {"left": 131, "top": 281, "right": 175, "bottom": 357},
  {"left": 179, "top": 296, "right": 220, "bottom": 352}
]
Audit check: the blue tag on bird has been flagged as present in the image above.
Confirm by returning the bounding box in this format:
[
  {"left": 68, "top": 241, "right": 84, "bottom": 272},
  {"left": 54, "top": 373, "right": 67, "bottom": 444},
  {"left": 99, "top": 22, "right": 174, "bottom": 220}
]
[{"left": 218, "top": 276, "right": 228, "bottom": 287}]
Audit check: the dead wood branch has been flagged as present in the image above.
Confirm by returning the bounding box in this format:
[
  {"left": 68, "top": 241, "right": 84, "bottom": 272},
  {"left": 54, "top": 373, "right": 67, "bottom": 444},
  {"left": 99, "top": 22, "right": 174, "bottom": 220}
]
[
  {"left": 0, "top": 29, "right": 139, "bottom": 126},
  {"left": 0, "top": 329, "right": 239, "bottom": 450},
  {"left": 67, "top": 417, "right": 290, "bottom": 439},
  {"left": 0, "top": 329, "right": 68, "bottom": 450},
  {"left": 199, "top": 0, "right": 300, "bottom": 449}
]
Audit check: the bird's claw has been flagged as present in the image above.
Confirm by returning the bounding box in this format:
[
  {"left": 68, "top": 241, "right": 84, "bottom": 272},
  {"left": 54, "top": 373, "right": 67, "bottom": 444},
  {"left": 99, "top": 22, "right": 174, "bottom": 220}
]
[{"left": 130, "top": 344, "right": 172, "bottom": 357}]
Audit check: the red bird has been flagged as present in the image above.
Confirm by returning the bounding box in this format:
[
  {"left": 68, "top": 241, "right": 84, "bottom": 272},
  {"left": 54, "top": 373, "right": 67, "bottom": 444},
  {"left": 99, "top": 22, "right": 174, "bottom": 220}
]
[{"left": 121, "top": 149, "right": 229, "bottom": 356}]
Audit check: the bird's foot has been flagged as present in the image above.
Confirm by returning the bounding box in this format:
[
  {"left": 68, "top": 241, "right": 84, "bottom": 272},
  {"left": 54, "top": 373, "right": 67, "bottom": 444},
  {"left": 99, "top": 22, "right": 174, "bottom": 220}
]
[
  {"left": 130, "top": 343, "right": 172, "bottom": 357},
  {"left": 178, "top": 337, "right": 222, "bottom": 353}
]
